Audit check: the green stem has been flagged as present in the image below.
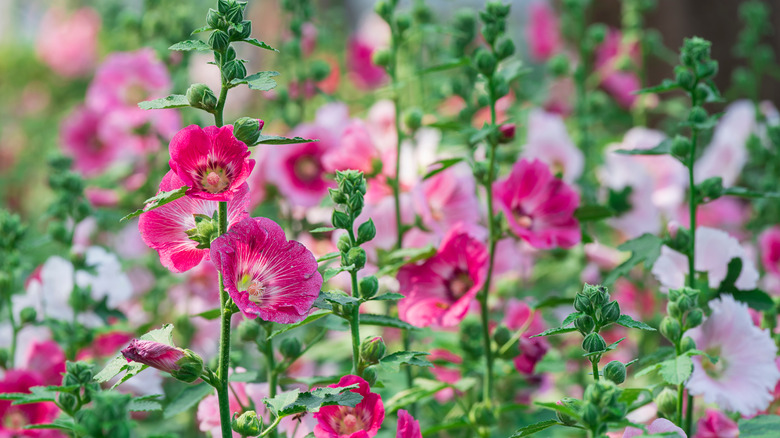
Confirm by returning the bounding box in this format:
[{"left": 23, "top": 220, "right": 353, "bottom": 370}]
[
  {"left": 5, "top": 296, "right": 18, "bottom": 367},
  {"left": 591, "top": 358, "right": 600, "bottom": 381},
  {"left": 263, "top": 332, "right": 279, "bottom": 438},
  {"left": 216, "top": 201, "right": 234, "bottom": 438},
  {"left": 347, "top": 227, "right": 362, "bottom": 376},
  {"left": 215, "top": 82, "right": 228, "bottom": 127},
  {"left": 390, "top": 42, "right": 404, "bottom": 250},
  {"left": 259, "top": 415, "right": 283, "bottom": 438},
  {"left": 402, "top": 329, "right": 415, "bottom": 416},
  {"left": 685, "top": 393, "right": 694, "bottom": 434}
]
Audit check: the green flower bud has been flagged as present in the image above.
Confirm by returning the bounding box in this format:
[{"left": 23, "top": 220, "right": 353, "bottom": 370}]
[
  {"left": 655, "top": 388, "right": 678, "bottom": 418},
  {"left": 493, "top": 325, "right": 511, "bottom": 346},
  {"left": 660, "top": 316, "right": 681, "bottom": 342},
  {"left": 170, "top": 349, "right": 205, "bottom": 383},
  {"left": 688, "top": 106, "right": 708, "bottom": 125},
  {"left": 671, "top": 135, "right": 691, "bottom": 160},
  {"left": 279, "top": 337, "right": 302, "bottom": 359},
  {"left": 603, "top": 361, "right": 626, "bottom": 384},
  {"left": 332, "top": 210, "right": 351, "bottom": 230},
  {"left": 698, "top": 176, "right": 723, "bottom": 202},
  {"left": 600, "top": 301, "right": 621, "bottom": 324},
  {"left": 668, "top": 288, "right": 682, "bottom": 302},
  {"left": 674, "top": 66, "right": 695, "bottom": 90},
  {"left": 362, "top": 366, "right": 378, "bottom": 386},
  {"left": 685, "top": 309, "right": 703, "bottom": 330},
  {"left": 186, "top": 83, "right": 218, "bottom": 112},
  {"left": 403, "top": 108, "right": 423, "bottom": 132},
  {"left": 574, "top": 293, "right": 592, "bottom": 313},
  {"left": 310, "top": 59, "right": 331, "bottom": 81},
  {"left": 66, "top": 360, "right": 95, "bottom": 384},
  {"left": 588, "top": 24, "right": 607, "bottom": 44},
  {"left": 547, "top": 54, "right": 570, "bottom": 77},
  {"left": 337, "top": 234, "right": 352, "bottom": 254},
  {"left": 582, "top": 333, "right": 607, "bottom": 354},
  {"left": 696, "top": 60, "right": 718, "bottom": 79},
  {"left": 372, "top": 49, "right": 392, "bottom": 68},
  {"left": 357, "top": 219, "right": 376, "bottom": 244},
  {"left": 680, "top": 336, "right": 696, "bottom": 353},
  {"left": 556, "top": 398, "right": 580, "bottom": 426},
  {"left": 667, "top": 301, "right": 681, "bottom": 319},
  {"left": 677, "top": 295, "right": 694, "bottom": 312},
  {"left": 495, "top": 37, "right": 515, "bottom": 60},
  {"left": 468, "top": 401, "right": 497, "bottom": 426},
  {"left": 206, "top": 9, "right": 226, "bottom": 30},
  {"left": 209, "top": 30, "right": 230, "bottom": 52},
  {"left": 346, "top": 247, "right": 366, "bottom": 270},
  {"left": 395, "top": 13, "right": 412, "bottom": 34},
  {"left": 48, "top": 221, "right": 69, "bottom": 243},
  {"left": 237, "top": 320, "right": 261, "bottom": 342},
  {"left": 58, "top": 392, "right": 79, "bottom": 415},
  {"left": 581, "top": 401, "right": 600, "bottom": 428},
  {"left": 590, "top": 285, "right": 610, "bottom": 307},
  {"left": 329, "top": 188, "right": 347, "bottom": 204},
  {"left": 226, "top": 4, "right": 244, "bottom": 24},
  {"left": 234, "top": 20, "right": 252, "bottom": 40},
  {"left": 491, "top": 75, "right": 510, "bottom": 98},
  {"left": 475, "top": 49, "right": 496, "bottom": 76},
  {"left": 222, "top": 60, "right": 247, "bottom": 82},
  {"left": 359, "top": 275, "right": 379, "bottom": 300},
  {"left": 218, "top": 0, "right": 232, "bottom": 14},
  {"left": 374, "top": 1, "right": 393, "bottom": 21},
  {"left": 231, "top": 410, "right": 261, "bottom": 436},
  {"left": 575, "top": 315, "right": 596, "bottom": 335},
  {"left": 359, "top": 336, "right": 386, "bottom": 365},
  {"left": 19, "top": 307, "right": 37, "bottom": 324},
  {"left": 233, "top": 117, "right": 264, "bottom": 146},
  {"left": 347, "top": 193, "right": 365, "bottom": 216}
]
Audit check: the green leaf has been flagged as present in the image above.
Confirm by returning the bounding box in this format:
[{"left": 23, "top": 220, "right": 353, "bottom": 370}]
[
  {"left": 191, "top": 26, "right": 212, "bottom": 34},
  {"left": 637, "top": 79, "right": 680, "bottom": 94},
  {"left": 129, "top": 394, "right": 164, "bottom": 412},
  {"left": 530, "top": 327, "right": 577, "bottom": 338},
  {"left": 376, "top": 245, "right": 437, "bottom": 277},
  {"left": 359, "top": 314, "right": 419, "bottom": 331},
  {"left": 384, "top": 381, "right": 448, "bottom": 413},
  {"left": 263, "top": 385, "right": 362, "bottom": 418},
  {"left": 322, "top": 266, "right": 353, "bottom": 282},
  {"left": 604, "top": 234, "right": 665, "bottom": 285},
  {"left": 616, "top": 314, "right": 656, "bottom": 331},
  {"left": 510, "top": 420, "right": 562, "bottom": 437},
  {"left": 254, "top": 135, "right": 319, "bottom": 145},
  {"left": 614, "top": 139, "right": 672, "bottom": 156},
  {"left": 320, "top": 290, "right": 359, "bottom": 305},
  {"left": 24, "top": 418, "right": 80, "bottom": 433},
  {"left": 658, "top": 354, "right": 693, "bottom": 385},
  {"left": 168, "top": 40, "right": 211, "bottom": 51},
  {"left": 418, "top": 58, "right": 469, "bottom": 74},
  {"left": 733, "top": 289, "right": 775, "bottom": 311},
  {"left": 561, "top": 312, "right": 583, "bottom": 327},
  {"left": 533, "top": 297, "right": 573, "bottom": 310},
  {"left": 95, "top": 324, "right": 174, "bottom": 385},
  {"left": 242, "top": 38, "right": 279, "bottom": 52},
  {"left": 1, "top": 386, "right": 57, "bottom": 405},
  {"left": 193, "top": 308, "right": 221, "bottom": 320},
  {"left": 138, "top": 95, "right": 190, "bottom": 110},
  {"left": 371, "top": 293, "right": 405, "bottom": 301},
  {"left": 738, "top": 415, "right": 780, "bottom": 437},
  {"left": 164, "top": 383, "right": 214, "bottom": 419},
  {"left": 120, "top": 186, "right": 189, "bottom": 222},
  {"left": 316, "top": 252, "right": 340, "bottom": 263},
  {"left": 423, "top": 158, "right": 465, "bottom": 181},
  {"left": 723, "top": 187, "right": 780, "bottom": 199},
  {"left": 231, "top": 71, "right": 280, "bottom": 91},
  {"left": 310, "top": 227, "right": 337, "bottom": 233},
  {"left": 375, "top": 351, "right": 432, "bottom": 375},
  {"left": 574, "top": 204, "right": 615, "bottom": 222},
  {"left": 268, "top": 310, "right": 332, "bottom": 339},
  {"left": 533, "top": 401, "right": 580, "bottom": 420}
]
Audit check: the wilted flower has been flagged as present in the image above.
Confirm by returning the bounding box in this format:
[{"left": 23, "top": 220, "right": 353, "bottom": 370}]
[
  {"left": 169, "top": 125, "right": 255, "bottom": 201},
  {"left": 398, "top": 223, "right": 488, "bottom": 327},
  {"left": 396, "top": 409, "right": 421, "bottom": 438},
  {"left": 685, "top": 295, "right": 780, "bottom": 416},
  {"left": 210, "top": 217, "right": 322, "bottom": 324},
  {"left": 313, "top": 375, "right": 384, "bottom": 438},
  {"left": 138, "top": 171, "right": 249, "bottom": 273},
  {"left": 493, "top": 159, "right": 581, "bottom": 249}
]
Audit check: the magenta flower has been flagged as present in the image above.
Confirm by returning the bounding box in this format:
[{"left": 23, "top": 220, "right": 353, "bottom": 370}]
[
  {"left": 60, "top": 106, "right": 122, "bottom": 177},
  {"left": 694, "top": 409, "right": 738, "bottom": 438},
  {"left": 0, "top": 370, "right": 64, "bottom": 438},
  {"left": 168, "top": 125, "right": 255, "bottom": 201},
  {"left": 493, "top": 159, "right": 581, "bottom": 249},
  {"left": 526, "top": 1, "right": 562, "bottom": 62},
  {"left": 322, "top": 120, "right": 380, "bottom": 174},
  {"left": 138, "top": 170, "right": 249, "bottom": 273},
  {"left": 347, "top": 39, "right": 388, "bottom": 90},
  {"left": 313, "top": 375, "right": 384, "bottom": 438},
  {"left": 760, "top": 226, "right": 780, "bottom": 277},
  {"left": 121, "top": 339, "right": 187, "bottom": 374},
  {"left": 396, "top": 409, "right": 421, "bottom": 438},
  {"left": 595, "top": 29, "right": 641, "bottom": 109},
  {"left": 398, "top": 224, "right": 488, "bottom": 327},
  {"left": 210, "top": 217, "right": 322, "bottom": 324}
]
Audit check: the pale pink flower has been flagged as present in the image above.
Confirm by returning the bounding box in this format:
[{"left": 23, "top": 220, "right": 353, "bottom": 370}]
[
  {"left": 595, "top": 29, "right": 640, "bottom": 109},
  {"left": 313, "top": 375, "right": 385, "bottom": 438},
  {"left": 526, "top": 1, "right": 562, "bottom": 62},
  {"left": 138, "top": 170, "right": 249, "bottom": 273},
  {"left": 349, "top": 193, "right": 416, "bottom": 260},
  {"left": 760, "top": 226, "right": 780, "bottom": 276},
  {"left": 210, "top": 217, "right": 322, "bottom": 323},
  {"left": 652, "top": 227, "right": 759, "bottom": 292},
  {"left": 429, "top": 349, "right": 462, "bottom": 403},
  {"left": 676, "top": 198, "right": 750, "bottom": 241},
  {"left": 86, "top": 49, "right": 172, "bottom": 113},
  {"left": 396, "top": 409, "right": 421, "bottom": 438},
  {"left": 366, "top": 100, "right": 397, "bottom": 154},
  {"left": 99, "top": 105, "right": 181, "bottom": 155},
  {"left": 0, "top": 371, "right": 65, "bottom": 438},
  {"left": 36, "top": 7, "right": 100, "bottom": 77},
  {"left": 492, "top": 238, "right": 536, "bottom": 281},
  {"left": 686, "top": 295, "right": 780, "bottom": 416},
  {"left": 398, "top": 223, "right": 488, "bottom": 327},
  {"left": 521, "top": 109, "right": 583, "bottom": 182},
  {"left": 413, "top": 164, "right": 481, "bottom": 238},
  {"left": 693, "top": 409, "right": 738, "bottom": 438},
  {"left": 168, "top": 125, "right": 255, "bottom": 202},
  {"left": 85, "top": 187, "right": 119, "bottom": 208},
  {"left": 322, "top": 120, "right": 380, "bottom": 174},
  {"left": 493, "top": 159, "right": 581, "bottom": 249},
  {"left": 695, "top": 100, "right": 756, "bottom": 187},
  {"left": 623, "top": 418, "right": 686, "bottom": 438}
]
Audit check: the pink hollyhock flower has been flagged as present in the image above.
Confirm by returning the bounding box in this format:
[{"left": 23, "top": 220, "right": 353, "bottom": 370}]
[
  {"left": 168, "top": 125, "right": 255, "bottom": 201},
  {"left": 396, "top": 409, "right": 421, "bottom": 438},
  {"left": 0, "top": 370, "right": 64, "bottom": 438},
  {"left": 694, "top": 409, "right": 738, "bottom": 438},
  {"left": 504, "top": 299, "right": 549, "bottom": 375},
  {"left": 676, "top": 198, "right": 750, "bottom": 241},
  {"left": 36, "top": 7, "right": 100, "bottom": 78},
  {"left": 99, "top": 106, "right": 181, "bottom": 155},
  {"left": 413, "top": 164, "right": 481, "bottom": 238},
  {"left": 121, "top": 339, "right": 189, "bottom": 374},
  {"left": 429, "top": 349, "right": 463, "bottom": 403},
  {"left": 595, "top": 29, "right": 641, "bottom": 109},
  {"left": 85, "top": 187, "right": 119, "bottom": 208},
  {"left": 651, "top": 227, "right": 759, "bottom": 292},
  {"left": 86, "top": 49, "right": 172, "bottom": 113},
  {"left": 347, "top": 14, "right": 390, "bottom": 90},
  {"left": 493, "top": 159, "right": 581, "bottom": 249},
  {"left": 521, "top": 109, "right": 583, "bottom": 183},
  {"left": 760, "top": 226, "right": 780, "bottom": 276},
  {"left": 695, "top": 100, "right": 756, "bottom": 187},
  {"left": 22, "top": 340, "right": 65, "bottom": 387},
  {"left": 138, "top": 170, "right": 249, "bottom": 273},
  {"left": 492, "top": 238, "right": 536, "bottom": 281},
  {"left": 313, "top": 375, "right": 384, "bottom": 438},
  {"left": 60, "top": 106, "right": 121, "bottom": 176},
  {"left": 623, "top": 418, "right": 686, "bottom": 438},
  {"left": 398, "top": 224, "right": 488, "bottom": 327},
  {"left": 526, "top": 1, "right": 562, "bottom": 62},
  {"left": 210, "top": 217, "right": 322, "bottom": 323},
  {"left": 685, "top": 295, "right": 780, "bottom": 416},
  {"left": 77, "top": 331, "right": 134, "bottom": 361},
  {"left": 322, "top": 120, "right": 380, "bottom": 174}
]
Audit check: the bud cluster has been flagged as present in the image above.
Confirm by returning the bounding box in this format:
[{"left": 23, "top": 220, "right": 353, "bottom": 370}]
[
  {"left": 185, "top": 211, "right": 220, "bottom": 249},
  {"left": 200, "top": 0, "right": 253, "bottom": 83},
  {"left": 579, "top": 381, "right": 628, "bottom": 435},
  {"left": 46, "top": 157, "right": 92, "bottom": 244},
  {"left": 373, "top": 0, "right": 410, "bottom": 71},
  {"left": 573, "top": 284, "right": 621, "bottom": 354},
  {"left": 329, "top": 170, "right": 373, "bottom": 274},
  {"left": 661, "top": 287, "right": 703, "bottom": 346}
]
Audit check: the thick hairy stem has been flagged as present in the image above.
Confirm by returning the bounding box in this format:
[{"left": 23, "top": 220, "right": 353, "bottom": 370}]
[
  {"left": 347, "top": 228, "right": 362, "bottom": 376},
  {"left": 591, "top": 358, "right": 600, "bottom": 381},
  {"left": 216, "top": 201, "right": 233, "bottom": 438}
]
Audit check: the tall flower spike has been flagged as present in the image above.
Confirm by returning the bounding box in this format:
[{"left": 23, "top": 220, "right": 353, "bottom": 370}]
[
  {"left": 169, "top": 125, "right": 255, "bottom": 201},
  {"left": 138, "top": 170, "right": 249, "bottom": 273},
  {"left": 210, "top": 217, "right": 322, "bottom": 324}
]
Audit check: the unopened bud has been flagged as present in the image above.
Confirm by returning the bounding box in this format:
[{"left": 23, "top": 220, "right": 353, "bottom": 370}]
[
  {"left": 346, "top": 247, "right": 366, "bottom": 270},
  {"left": 19, "top": 307, "right": 37, "bottom": 324},
  {"left": 279, "top": 337, "right": 302, "bottom": 359},
  {"left": 395, "top": 13, "right": 412, "bottom": 34},
  {"left": 187, "top": 84, "right": 218, "bottom": 112},
  {"left": 121, "top": 339, "right": 203, "bottom": 383},
  {"left": 475, "top": 49, "right": 496, "bottom": 76},
  {"left": 688, "top": 106, "right": 708, "bottom": 125},
  {"left": 495, "top": 37, "right": 515, "bottom": 60},
  {"left": 675, "top": 67, "right": 695, "bottom": 90},
  {"left": 685, "top": 309, "right": 703, "bottom": 329},
  {"left": 337, "top": 234, "right": 352, "bottom": 254},
  {"left": 680, "top": 336, "right": 696, "bottom": 353},
  {"left": 403, "top": 108, "right": 423, "bottom": 132},
  {"left": 660, "top": 317, "right": 681, "bottom": 342},
  {"left": 233, "top": 117, "right": 263, "bottom": 146},
  {"left": 582, "top": 333, "right": 607, "bottom": 354},
  {"left": 362, "top": 366, "right": 378, "bottom": 386},
  {"left": 232, "top": 410, "right": 261, "bottom": 436},
  {"left": 372, "top": 49, "right": 392, "bottom": 68},
  {"left": 655, "top": 388, "right": 677, "bottom": 418},
  {"left": 603, "top": 361, "right": 626, "bottom": 384},
  {"left": 499, "top": 123, "right": 516, "bottom": 143},
  {"left": 574, "top": 315, "right": 595, "bottom": 335},
  {"left": 359, "top": 275, "right": 379, "bottom": 300},
  {"left": 574, "top": 293, "right": 592, "bottom": 313},
  {"left": 469, "top": 401, "right": 496, "bottom": 426},
  {"left": 556, "top": 398, "right": 580, "bottom": 426},
  {"left": 209, "top": 30, "right": 230, "bottom": 52},
  {"left": 359, "top": 336, "right": 386, "bottom": 365}
]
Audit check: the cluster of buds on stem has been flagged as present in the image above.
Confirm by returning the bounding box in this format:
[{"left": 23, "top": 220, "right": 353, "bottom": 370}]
[
  {"left": 580, "top": 381, "right": 628, "bottom": 436},
  {"left": 574, "top": 284, "right": 625, "bottom": 379},
  {"left": 660, "top": 287, "right": 703, "bottom": 348},
  {"left": 330, "top": 170, "right": 374, "bottom": 274}
]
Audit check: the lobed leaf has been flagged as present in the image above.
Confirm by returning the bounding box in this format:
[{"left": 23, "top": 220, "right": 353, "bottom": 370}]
[
  {"left": 168, "top": 40, "right": 211, "bottom": 51},
  {"left": 138, "top": 95, "right": 190, "bottom": 110},
  {"left": 121, "top": 186, "right": 189, "bottom": 222}
]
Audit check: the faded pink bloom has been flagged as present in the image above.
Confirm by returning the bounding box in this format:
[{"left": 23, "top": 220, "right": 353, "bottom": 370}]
[
  {"left": 36, "top": 7, "right": 100, "bottom": 77},
  {"left": 0, "top": 371, "right": 65, "bottom": 438},
  {"left": 396, "top": 409, "right": 421, "bottom": 438},
  {"left": 493, "top": 159, "right": 581, "bottom": 249},
  {"left": 121, "top": 339, "right": 186, "bottom": 374},
  {"left": 595, "top": 29, "right": 640, "bottom": 109},
  {"left": 313, "top": 375, "right": 385, "bottom": 438},
  {"left": 138, "top": 170, "right": 249, "bottom": 273},
  {"left": 60, "top": 106, "right": 121, "bottom": 176},
  {"left": 413, "top": 164, "right": 481, "bottom": 238},
  {"left": 398, "top": 224, "right": 488, "bottom": 327},
  {"left": 22, "top": 340, "right": 65, "bottom": 387},
  {"left": 85, "top": 187, "right": 119, "bottom": 208},
  {"left": 86, "top": 49, "right": 172, "bottom": 113},
  {"left": 526, "top": 2, "right": 562, "bottom": 61},
  {"left": 322, "top": 120, "right": 380, "bottom": 174},
  {"left": 760, "top": 226, "right": 780, "bottom": 276},
  {"left": 210, "top": 217, "right": 322, "bottom": 323},
  {"left": 168, "top": 125, "right": 255, "bottom": 201},
  {"left": 429, "top": 349, "right": 462, "bottom": 403},
  {"left": 693, "top": 409, "right": 738, "bottom": 438},
  {"left": 623, "top": 418, "right": 686, "bottom": 438},
  {"left": 652, "top": 227, "right": 759, "bottom": 292},
  {"left": 686, "top": 295, "right": 780, "bottom": 416},
  {"left": 695, "top": 100, "right": 756, "bottom": 187},
  {"left": 521, "top": 109, "right": 583, "bottom": 183},
  {"left": 504, "top": 299, "right": 548, "bottom": 375}
]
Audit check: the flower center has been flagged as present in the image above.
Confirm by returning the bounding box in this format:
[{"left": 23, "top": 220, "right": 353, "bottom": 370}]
[
  {"left": 238, "top": 274, "right": 266, "bottom": 303},
  {"left": 702, "top": 347, "right": 726, "bottom": 379},
  {"left": 3, "top": 409, "right": 27, "bottom": 430},
  {"left": 447, "top": 270, "right": 473, "bottom": 300},
  {"left": 200, "top": 167, "right": 230, "bottom": 193},
  {"left": 294, "top": 155, "right": 320, "bottom": 182},
  {"left": 124, "top": 82, "right": 148, "bottom": 105},
  {"left": 332, "top": 408, "right": 367, "bottom": 435},
  {"left": 515, "top": 213, "right": 534, "bottom": 229}
]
